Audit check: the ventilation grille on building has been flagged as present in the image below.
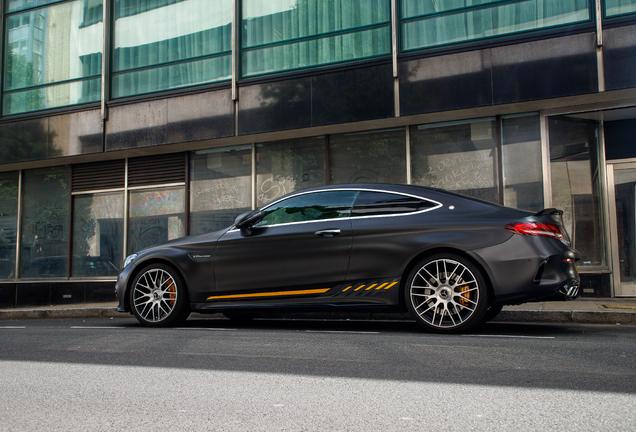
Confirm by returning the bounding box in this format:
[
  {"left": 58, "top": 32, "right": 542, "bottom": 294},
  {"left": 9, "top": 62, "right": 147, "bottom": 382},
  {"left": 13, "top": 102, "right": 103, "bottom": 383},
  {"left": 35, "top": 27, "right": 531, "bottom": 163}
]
[
  {"left": 127, "top": 153, "right": 186, "bottom": 188},
  {"left": 72, "top": 160, "right": 125, "bottom": 193}
]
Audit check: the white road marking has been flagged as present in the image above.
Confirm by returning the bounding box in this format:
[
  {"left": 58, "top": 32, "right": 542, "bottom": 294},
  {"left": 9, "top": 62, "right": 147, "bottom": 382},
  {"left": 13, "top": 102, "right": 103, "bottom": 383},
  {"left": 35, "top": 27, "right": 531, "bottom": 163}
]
[
  {"left": 462, "top": 334, "right": 555, "bottom": 339},
  {"left": 70, "top": 326, "right": 124, "bottom": 329},
  {"left": 174, "top": 327, "right": 238, "bottom": 331},
  {"left": 305, "top": 330, "right": 380, "bottom": 334},
  {"left": 0, "top": 326, "right": 26, "bottom": 329}
]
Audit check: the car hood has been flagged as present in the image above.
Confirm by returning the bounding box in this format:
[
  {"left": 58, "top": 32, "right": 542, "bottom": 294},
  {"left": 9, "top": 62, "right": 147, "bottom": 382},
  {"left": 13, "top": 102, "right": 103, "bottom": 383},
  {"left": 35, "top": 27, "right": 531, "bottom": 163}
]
[{"left": 135, "top": 227, "right": 230, "bottom": 255}]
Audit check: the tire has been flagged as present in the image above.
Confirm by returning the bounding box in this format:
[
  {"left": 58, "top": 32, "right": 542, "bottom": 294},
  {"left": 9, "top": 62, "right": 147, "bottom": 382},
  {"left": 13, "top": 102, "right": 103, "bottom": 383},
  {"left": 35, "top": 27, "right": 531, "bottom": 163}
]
[
  {"left": 405, "top": 253, "right": 489, "bottom": 333},
  {"left": 481, "top": 303, "right": 503, "bottom": 324},
  {"left": 130, "top": 263, "right": 190, "bottom": 327}
]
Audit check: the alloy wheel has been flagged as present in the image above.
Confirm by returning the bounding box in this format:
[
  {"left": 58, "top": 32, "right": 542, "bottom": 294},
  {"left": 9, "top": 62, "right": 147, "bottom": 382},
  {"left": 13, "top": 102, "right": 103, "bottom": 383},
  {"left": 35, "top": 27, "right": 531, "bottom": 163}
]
[{"left": 409, "top": 258, "right": 480, "bottom": 329}]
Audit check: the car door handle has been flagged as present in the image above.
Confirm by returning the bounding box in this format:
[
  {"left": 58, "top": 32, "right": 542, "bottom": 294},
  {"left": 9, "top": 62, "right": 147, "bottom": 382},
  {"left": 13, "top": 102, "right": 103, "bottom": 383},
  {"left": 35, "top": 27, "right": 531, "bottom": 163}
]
[{"left": 315, "top": 229, "right": 341, "bottom": 237}]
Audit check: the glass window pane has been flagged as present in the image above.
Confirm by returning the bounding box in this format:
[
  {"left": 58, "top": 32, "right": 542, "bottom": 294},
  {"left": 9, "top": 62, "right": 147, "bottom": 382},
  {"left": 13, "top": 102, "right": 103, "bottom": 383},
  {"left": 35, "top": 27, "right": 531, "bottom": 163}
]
[
  {"left": 3, "top": 78, "right": 101, "bottom": 115},
  {"left": 242, "top": 26, "right": 390, "bottom": 77},
  {"left": 329, "top": 128, "right": 407, "bottom": 185},
  {"left": 5, "top": 2, "right": 102, "bottom": 89},
  {"left": 401, "top": 0, "right": 591, "bottom": 51},
  {"left": 112, "top": 0, "right": 231, "bottom": 98},
  {"left": 549, "top": 117, "right": 605, "bottom": 267},
  {"left": 410, "top": 119, "right": 499, "bottom": 203},
  {"left": 190, "top": 146, "right": 252, "bottom": 235},
  {"left": 72, "top": 193, "right": 123, "bottom": 277},
  {"left": 605, "top": 0, "right": 636, "bottom": 17},
  {"left": 128, "top": 188, "right": 185, "bottom": 254},
  {"left": 256, "top": 137, "right": 326, "bottom": 207},
  {"left": 259, "top": 191, "right": 358, "bottom": 226},
  {"left": 4, "top": 1, "right": 102, "bottom": 113},
  {"left": 0, "top": 172, "right": 19, "bottom": 279},
  {"left": 502, "top": 114, "right": 544, "bottom": 211},
  {"left": 20, "top": 166, "right": 70, "bottom": 278},
  {"left": 7, "top": 0, "right": 65, "bottom": 14},
  {"left": 352, "top": 191, "right": 437, "bottom": 216},
  {"left": 112, "top": 55, "right": 231, "bottom": 99},
  {"left": 242, "top": 0, "right": 390, "bottom": 48}
]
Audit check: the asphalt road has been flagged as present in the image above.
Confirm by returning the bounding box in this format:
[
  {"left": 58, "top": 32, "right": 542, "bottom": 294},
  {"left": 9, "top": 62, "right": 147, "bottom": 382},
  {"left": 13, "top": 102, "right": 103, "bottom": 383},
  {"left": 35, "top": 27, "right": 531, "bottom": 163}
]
[{"left": 1, "top": 318, "right": 635, "bottom": 431}]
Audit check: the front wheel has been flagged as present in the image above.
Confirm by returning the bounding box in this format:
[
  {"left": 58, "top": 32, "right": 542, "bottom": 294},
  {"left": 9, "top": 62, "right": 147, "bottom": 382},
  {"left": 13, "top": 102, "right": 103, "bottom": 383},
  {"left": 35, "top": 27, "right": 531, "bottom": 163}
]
[
  {"left": 130, "top": 263, "right": 190, "bottom": 327},
  {"left": 405, "top": 254, "right": 489, "bottom": 333}
]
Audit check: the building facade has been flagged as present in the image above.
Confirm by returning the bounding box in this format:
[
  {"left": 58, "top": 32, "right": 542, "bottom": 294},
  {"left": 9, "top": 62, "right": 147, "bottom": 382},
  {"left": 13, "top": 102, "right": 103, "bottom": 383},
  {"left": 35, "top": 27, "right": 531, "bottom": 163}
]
[{"left": 0, "top": 0, "right": 635, "bottom": 307}]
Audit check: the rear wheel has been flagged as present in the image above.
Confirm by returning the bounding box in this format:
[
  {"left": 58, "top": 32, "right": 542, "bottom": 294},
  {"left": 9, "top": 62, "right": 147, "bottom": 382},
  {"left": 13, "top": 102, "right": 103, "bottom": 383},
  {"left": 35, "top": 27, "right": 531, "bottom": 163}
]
[
  {"left": 405, "top": 254, "right": 489, "bottom": 333},
  {"left": 130, "top": 263, "right": 190, "bottom": 327}
]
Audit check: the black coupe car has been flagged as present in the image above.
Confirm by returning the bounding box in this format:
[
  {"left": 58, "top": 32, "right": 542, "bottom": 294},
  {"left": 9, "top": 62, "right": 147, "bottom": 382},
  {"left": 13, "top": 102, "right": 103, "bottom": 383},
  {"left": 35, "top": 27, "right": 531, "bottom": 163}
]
[{"left": 116, "top": 183, "right": 580, "bottom": 332}]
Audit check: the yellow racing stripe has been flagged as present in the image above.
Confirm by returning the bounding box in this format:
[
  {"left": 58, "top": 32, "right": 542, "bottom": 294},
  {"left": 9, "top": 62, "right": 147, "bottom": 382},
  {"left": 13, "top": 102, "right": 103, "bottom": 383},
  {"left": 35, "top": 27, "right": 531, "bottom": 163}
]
[{"left": 207, "top": 288, "right": 330, "bottom": 301}]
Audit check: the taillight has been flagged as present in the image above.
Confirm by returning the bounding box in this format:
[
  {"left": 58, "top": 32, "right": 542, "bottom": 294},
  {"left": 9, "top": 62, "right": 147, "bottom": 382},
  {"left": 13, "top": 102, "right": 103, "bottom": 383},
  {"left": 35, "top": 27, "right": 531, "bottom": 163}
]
[{"left": 505, "top": 222, "right": 564, "bottom": 240}]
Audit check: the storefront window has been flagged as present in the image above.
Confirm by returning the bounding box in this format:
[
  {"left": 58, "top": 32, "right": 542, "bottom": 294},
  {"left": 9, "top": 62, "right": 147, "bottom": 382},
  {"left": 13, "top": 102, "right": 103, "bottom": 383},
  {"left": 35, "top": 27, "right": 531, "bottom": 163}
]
[
  {"left": 401, "top": 0, "right": 591, "bottom": 52},
  {"left": 190, "top": 146, "right": 252, "bottom": 235},
  {"left": 0, "top": 172, "right": 19, "bottom": 279},
  {"left": 3, "top": 0, "right": 102, "bottom": 115},
  {"left": 501, "top": 114, "right": 544, "bottom": 211},
  {"left": 241, "top": 0, "right": 391, "bottom": 77},
  {"left": 112, "top": 0, "right": 231, "bottom": 98},
  {"left": 329, "top": 128, "right": 406, "bottom": 185},
  {"left": 410, "top": 119, "right": 499, "bottom": 203},
  {"left": 549, "top": 117, "right": 605, "bottom": 267},
  {"left": 20, "top": 166, "right": 70, "bottom": 278},
  {"left": 256, "top": 137, "right": 326, "bottom": 206},
  {"left": 72, "top": 193, "right": 123, "bottom": 277},
  {"left": 128, "top": 188, "right": 185, "bottom": 254}
]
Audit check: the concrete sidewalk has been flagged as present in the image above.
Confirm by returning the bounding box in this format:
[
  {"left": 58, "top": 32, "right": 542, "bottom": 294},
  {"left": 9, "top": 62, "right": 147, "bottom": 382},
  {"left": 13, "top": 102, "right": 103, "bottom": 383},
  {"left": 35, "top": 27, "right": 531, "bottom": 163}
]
[{"left": 1, "top": 297, "right": 635, "bottom": 325}]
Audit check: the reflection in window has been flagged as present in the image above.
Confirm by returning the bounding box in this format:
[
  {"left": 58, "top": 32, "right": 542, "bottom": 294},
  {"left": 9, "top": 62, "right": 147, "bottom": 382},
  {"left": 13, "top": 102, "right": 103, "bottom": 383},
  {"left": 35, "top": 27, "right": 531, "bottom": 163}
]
[
  {"left": 241, "top": 0, "right": 391, "bottom": 77},
  {"left": 190, "top": 146, "right": 252, "bottom": 235},
  {"left": 502, "top": 114, "right": 544, "bottom": 211},
  {"left": 259, "top": 191, "right": 358, "bottom": 226},
  {"left": 112, "top": 0, "right": 231, "bottom": 98},
  {"left": 3, "top": 0, "right": 102, "bottom": 114},
  {"left": 605, "top": 0, "right": 636, "bottom": 17},
  {"left": 329, "top": 128, "right": 406, "bottom": 185},
  {"left": 549, "top": 117, "right": 605, "bottom": 267},
  {"left": 410, "top": 119, "right": 499, "bottom": 203},
  {"left": 256, "top": 137, "right": 326, "bottom": 207},
  {"left": 0, "top": 172, "right": 19, "bottom": 279},
  {"left": 20, "top": 166, "right": 70, "bottom": 278},
  {"left": 72, "top": 194, "right": 124, "bottom": 277},
  {"left": 128, "top": 188, "right": 185, "bottom": 254},
  {"left": 401, "top": 0, "right": 591, "bottom": 52}
]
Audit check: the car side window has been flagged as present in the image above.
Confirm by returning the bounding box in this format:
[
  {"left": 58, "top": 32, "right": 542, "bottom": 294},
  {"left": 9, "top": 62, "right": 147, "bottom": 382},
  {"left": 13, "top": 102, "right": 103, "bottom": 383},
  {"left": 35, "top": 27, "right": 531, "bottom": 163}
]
[
  {"left": 351, "top": 191, "right": 437, "bottom": 217},
  {"left": 257, "top": 191, "right": 359, "bottom": 226}
]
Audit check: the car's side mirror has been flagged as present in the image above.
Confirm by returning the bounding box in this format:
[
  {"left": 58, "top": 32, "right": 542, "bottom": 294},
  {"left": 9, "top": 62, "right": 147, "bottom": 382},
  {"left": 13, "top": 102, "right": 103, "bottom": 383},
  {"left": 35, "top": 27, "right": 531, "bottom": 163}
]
[{"left": 234, "top": 210, "right": 264, "bottom": 236}]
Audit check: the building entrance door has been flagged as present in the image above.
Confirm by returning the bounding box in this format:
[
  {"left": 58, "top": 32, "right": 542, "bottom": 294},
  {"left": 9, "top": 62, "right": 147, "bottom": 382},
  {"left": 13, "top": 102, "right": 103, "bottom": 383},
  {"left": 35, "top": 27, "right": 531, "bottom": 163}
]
[{"left": 608, "top": 162, "right": 636, "bottom": 296}]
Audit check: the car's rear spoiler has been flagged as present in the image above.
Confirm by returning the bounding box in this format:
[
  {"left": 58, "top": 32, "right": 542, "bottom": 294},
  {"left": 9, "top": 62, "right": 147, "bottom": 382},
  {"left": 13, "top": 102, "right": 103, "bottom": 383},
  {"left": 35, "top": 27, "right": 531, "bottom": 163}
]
[{"left": 534, "top": 208, "right": 563, "bottom": 216}]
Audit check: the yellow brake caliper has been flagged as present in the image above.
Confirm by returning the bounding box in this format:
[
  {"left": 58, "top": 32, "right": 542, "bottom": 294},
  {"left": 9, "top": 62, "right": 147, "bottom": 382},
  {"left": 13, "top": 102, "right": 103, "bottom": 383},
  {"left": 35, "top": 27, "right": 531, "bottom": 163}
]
[{"left": 458, "top": 285, "right": 470, "bottom": 307}]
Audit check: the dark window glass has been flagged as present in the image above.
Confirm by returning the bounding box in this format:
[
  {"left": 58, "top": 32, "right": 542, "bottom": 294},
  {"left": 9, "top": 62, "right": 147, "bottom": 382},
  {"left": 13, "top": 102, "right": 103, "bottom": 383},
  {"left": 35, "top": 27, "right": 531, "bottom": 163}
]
[
  {"left": 20, "top": 166, "right": 70, "bottom": 278},
  {"left": 0, "top": 172, "right": 19, "bottom": 279},
  {"left": 258, "top": 191, "right": 358, "bottom": 226},
  {"left": 549, "top": 117, "right": 605, "bottom": 267},
  {"left": 352, "top": 191, "right": 436, "bottom": 216}
]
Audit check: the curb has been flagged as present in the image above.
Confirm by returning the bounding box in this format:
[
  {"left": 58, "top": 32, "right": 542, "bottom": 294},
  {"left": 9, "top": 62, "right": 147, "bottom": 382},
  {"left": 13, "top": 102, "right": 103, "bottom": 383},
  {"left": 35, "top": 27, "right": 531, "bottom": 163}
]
[{"left": 0, "top": 308, "right": 635, "bottom": 325}]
